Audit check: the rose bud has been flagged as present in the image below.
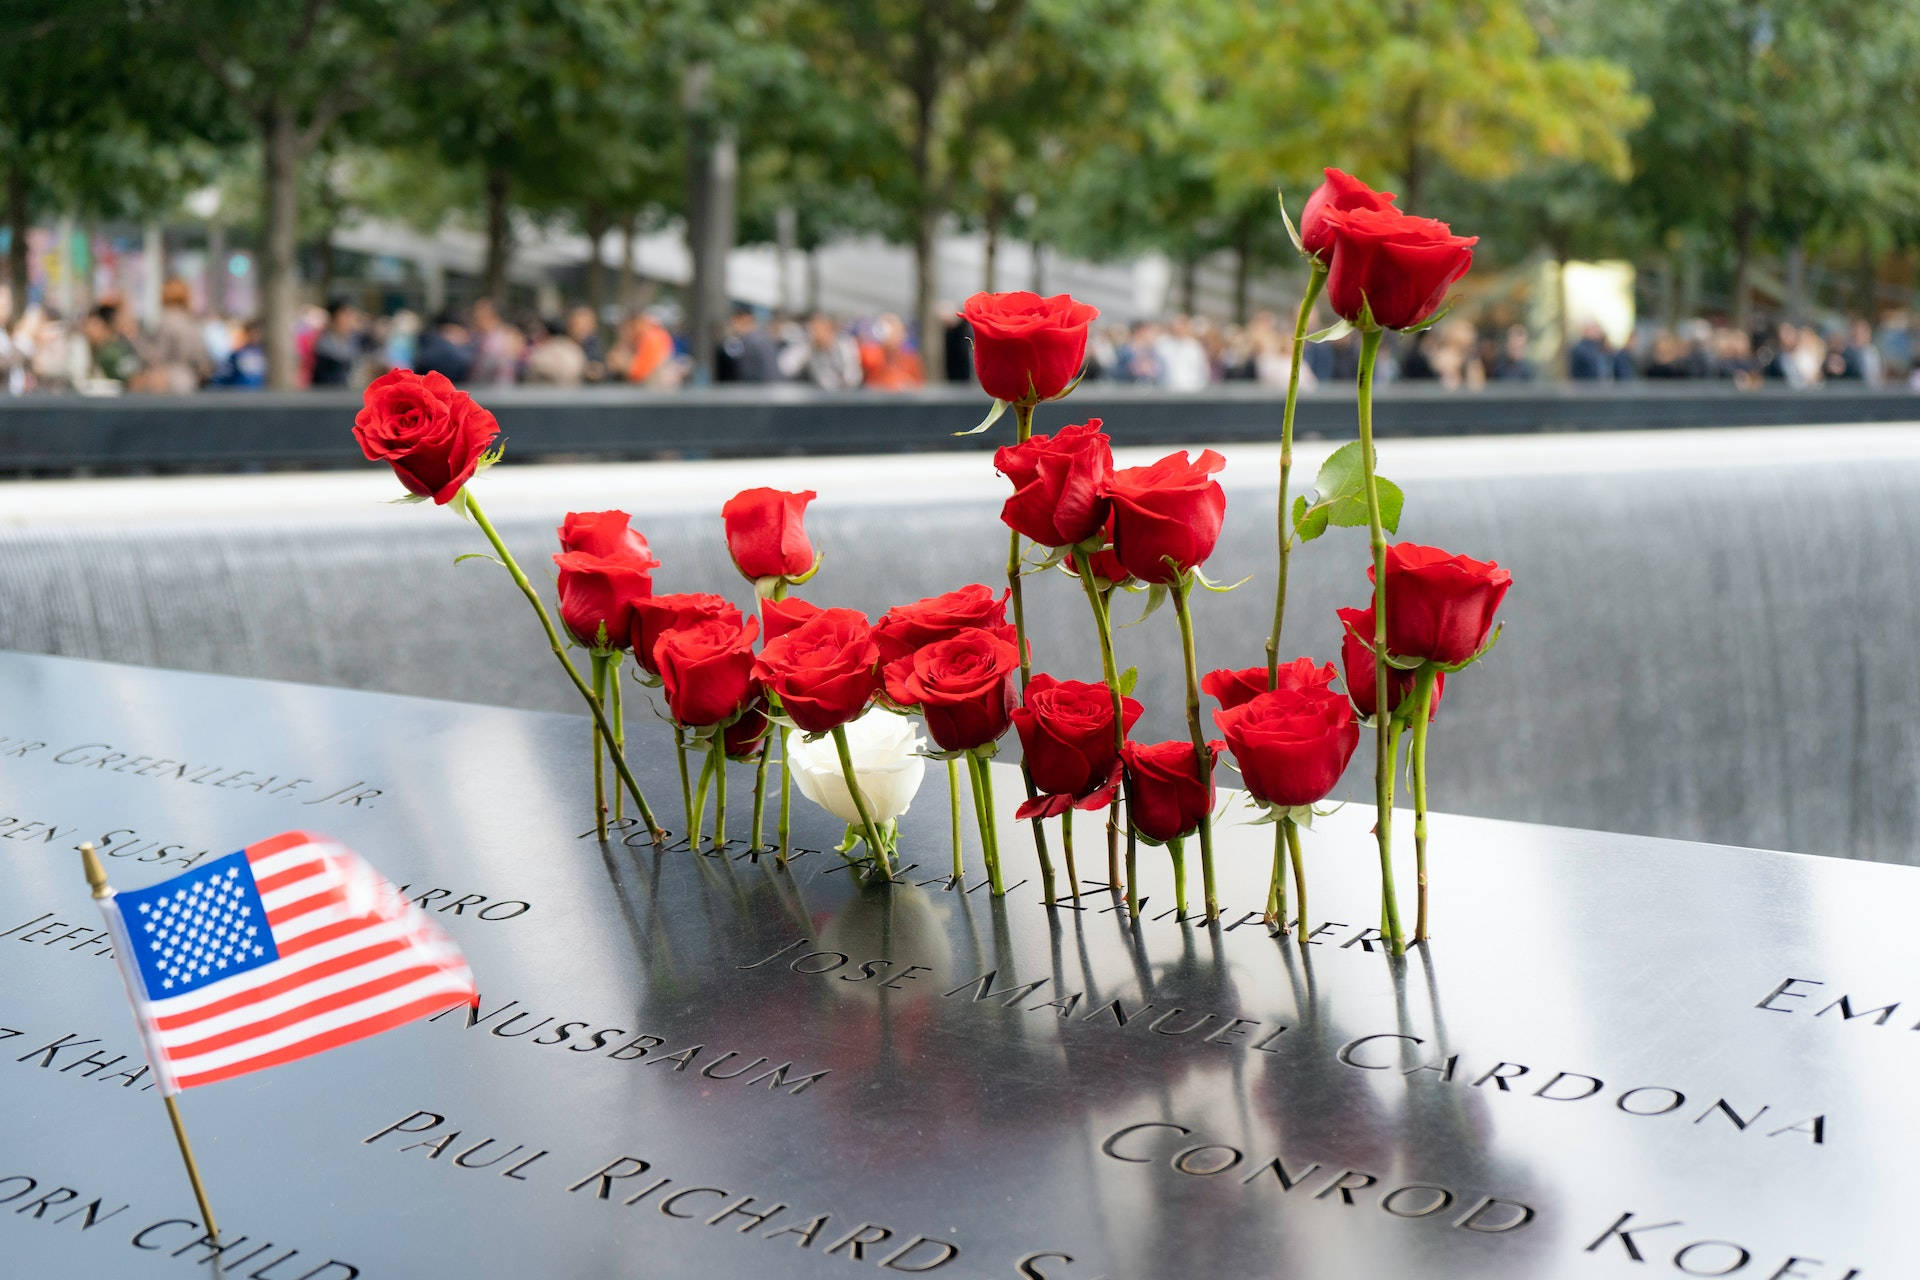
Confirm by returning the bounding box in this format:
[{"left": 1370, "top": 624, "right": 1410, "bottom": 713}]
[
  {"left": 724, "top": 697, "right": 772, "bottom": 761},
  {"left": 1202, "top": 658, "right": 1338, "bottom": 712},
  {"left": 898, "top": 629, "right": 1020, "bottom": 753},
  {"left": 961, "top": 290, "right": 1100, "bottom": 404},
  {"left": 557, "top": 509, "right": 654, "bottom": 563},
  {"left": 762, "top": 595, "right": 824, "bottom": 642},
  {"left": 1320, "top": 206, "right": 1477, "bottom": 332},
  {"left": 1064, "top": 515, "right": 1130, "bottom": 588},
  {"left": 1338, "top": 605, "right": 1444, "bottom": 719},
  {"left": 554, "top": 549, "right": 659, "bottom": 650},
  {"left": 1298, "top": 167, "right": 1396, "bottom": 260},
  {"left": 1122, "top": 739, "right": 1222, "bottom": 843},
  {"left": 993, "top": 418, "right": 1114, "bottom": 548},
  {"left": 722, "top": 487, "right": 818, "bottom": 582},
  {"left": 1011, "top": 673, "right": 1144, "bottom": 817},
  {"left": 1369, "top": 543, "right": 1511, "bottom": 666},
  {"left": 1106, "top": 449, "right": 1228, "bottom": 584},
  {"left": 752, "top": 607, "right": 883, "bottom": 734},
  {"left": 630, "top": 593, "right": 742, "bottom": 677},
  {"left": 787, "top": 708, "right": 926, "bottom": 826},
  {"left": 352, "top": 369, "right": 500, "bottom": 504},
  {"left": 873, "top": 584, "right": 1014, "bottom": 705},
  {"left": 1214, "top": 686, "right": 1360, "bottom": 810}
]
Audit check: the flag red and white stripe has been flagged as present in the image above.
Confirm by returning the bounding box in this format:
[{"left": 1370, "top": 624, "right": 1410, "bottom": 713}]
[{"left": 96, "top": 830, "right": 477, "bottom": 1094}]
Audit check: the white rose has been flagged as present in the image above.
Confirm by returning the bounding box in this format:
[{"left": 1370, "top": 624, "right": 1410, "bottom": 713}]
[{"left": 788, "top": 708, "right": 926, "bottom": 827}]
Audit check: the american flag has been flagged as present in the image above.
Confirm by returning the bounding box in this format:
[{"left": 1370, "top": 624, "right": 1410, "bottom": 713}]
[{"left": 94, "top": 830, "right": 477, "bottom": 1095}]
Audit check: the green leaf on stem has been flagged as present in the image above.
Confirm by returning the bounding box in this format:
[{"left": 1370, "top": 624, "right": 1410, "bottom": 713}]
[
  {"left": 452, "top": 552, "right": 503, "bottom": 566},
  {"left": 1304, "top": 317, "right": 1352, "bottom": 344},
  {"left": 1293, "top": 494, "right": 1329, "bottom": 542},
  {"left": 1025, "top": 544, "right": 1072, "bottom": 572},
  {"left": 1303, "top": 442, "right": 1405, "bottom": 535},
  {"left": 1117, "top": 666, "right": 1139, "bottom": 696},
  {"left": 954, "top": 398, "right": 1009, "bottom": 437},
  {"left": 1398, "top": 299, "right": 1457, "bottom": 335},
  {"left": 387, "top": 492, "right": 430, "bottom": 506},
  {"left": 1277, "top": 187, "right": 1305, "bottom": 255},
  {"left": 1124, "top": 584, "right": 1169, "bottom": 628},
  {"left": 1193, "top": 567, "right": 1252, "bottom": 593}
]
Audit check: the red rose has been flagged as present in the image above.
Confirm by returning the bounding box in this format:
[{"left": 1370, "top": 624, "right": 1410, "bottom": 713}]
[
  {"left": 352, "top": 369, "right": 500, "bottom": 504},
  {"left": 1106, "top": 449, "right": 1228, "bottom": 584},
  {"left": 1298, "top": 168, "right": 1396, "bottom": 260},
  {"left": 1370, "top": 542, "right": 1511, "bottom": 665},
  {"left": 1202, "top": 658, "right": 1338, "bottom": 712},
  {"left": 1321, "top": 206, "right": 1477, "bottom": 332},
  {"left": 961, "top": 291, "right": 1100, "bottom": 404},
  {"left": 554, "top": 550, "right": 659, "bottom": 650},
  {"left": 873, "top": 585, "right": 1014, "bottom": 705},
  {"left": 752, "top": 608, "right": 882, "bottom": 734},
  {"left": 993, "top": 419, "right": 1114, "bottom": 548},
  {"left": 1214, "top": 686, "right": 1360, "bottom": 809},
  {"left": 1064, "top": 515, "right": 1130, "bottom": 588},
  {"left": 1338, "top": 605, "right": 1445, "bottom": 719},
  {"left": 655, "top": 616, "right": 761, "bottom": 728},
  {"left": 724, "top": 698, "right": 771, "bottom": 760},
  {"left": 722, "top": 487, "right": 817, "bottom": 581},
  {"left": 558, "top": 509, "right": 654, "bottom": 562},
  {"left": 761, "top": 595, "right": 824, "bottom": 642},
  {"left": 1122, "top": 739, "right": 1222, "bottom": 843},
  {"left": 630, "top": 593, "right": 742, "bottom": 677},
  {"left": 899, "top": 629, "right": 1019, "bottom": 752},
  {"left": 1011, "top": 673, "right": 1143, "bottom": 816}
]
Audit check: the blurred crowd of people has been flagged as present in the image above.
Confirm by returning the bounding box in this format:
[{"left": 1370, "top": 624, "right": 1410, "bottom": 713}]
[{"left": 4, "top": 280, "right": 1918, "bottom": 395}]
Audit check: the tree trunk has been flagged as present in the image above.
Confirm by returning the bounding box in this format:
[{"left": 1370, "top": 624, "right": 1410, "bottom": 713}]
[
  {"left": 207, "top": 220, "right": 228, "bottom": 317},
  {"left": 1783, "top": 237, "right": 1807, "bottom": 324},
  {"left": 682, "top": 64, "right": 736, "bottom": 383},
  {"left": 910, "top": 20, "right": 943, "bottom": 382},
  {"left": 482, "top": 167, "right": 511, "bottom": 302},
  {"left": 1029, "top": 239, "right": 1044, "bottom": 294},
  {"left": 1855, "top": 241, "right": 1878, "bottom": 317},
  {"left": 618, "top": 215, "right": 637, "bottom": 311},
  {"left": 806, "top": 246, "right": 822, "bottom": 313},
  {"left": 583, "top": 201, "right": 608, "bottom": 316},
  {"left": 983, "top": 200, "right": 1000, "bottom": 292},
  {"left": 1731, "top": 204, "right": 1756, "bottom": 333},
  {"left": 5, "top": 165, "right": 28, "bottom": 321},
  {"left": 1179, "top": 252, "right": 1197, "bottom": 315},
  {"left": 774, "top": 205, "right": 797, "bottom": 314},
  {"left": 1232, "top": 215, "right": 1253, "bottom": 324},
  {"left": 316, "top": 229, "right": 336, "bottom": 301},
  {"left": 260, "top": 100, "right": 303, "bottom": 390}
]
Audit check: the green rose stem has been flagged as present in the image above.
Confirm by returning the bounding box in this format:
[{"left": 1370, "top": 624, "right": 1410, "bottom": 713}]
[
  {"left": 750, "top": 737, "right": 772, "bottom": 851},
  {"left": 1265, "top": 823, "right": 1287, "bottom": 928},
  {"left": 776, "top": 725, "right": 793, "bottom": 863},
  {"left": 1168, "top": 835, "right": 1188, "bottom": 916},
  {"left": 1169, "top": 574, "right": 1219, "bottom": 921},
  {"left": 1285, "top": 816, "right": 1308, "bottom": 935},
  {"left": 1410, "top": 663, "right": 1441, "bottom": 944},
  {"left": 710, "top": 737, "right": 729, "bottom": 848},
  {"left": 1061, "top": 808, "right": 1078, "bottom": 898},
  {"left": 1265, "top": 259, "right": 1329, "bottom": 686},
  {"left": 608, "top": 654, "right": 626, "bottom": 821},
  {"left": 946, "top": 759, "right": 964, "bottom": 881},
  {"left": 1355, "top": 326, "right": 1406, "bottom": 956},
  {"left": 1074, "top": 560, "right": 1132, "bottom": 894},
  {"left": 690, "top": 742, "right": 716, "bottom": 847},
  {"left": 1007, "top": 402, "right": 1056, "bottom": 896},
  {"left": 966, "top": 751, "right": 1006, "bottom": 894},
  {"left": 675, "top": 727, "right": 695, "bottom": 845},
  {"left": 464, "top": 491, "right": 663, "bottom": 841},
  {"left": 589, "top": 654, "right": 609, "bottom": 839},
  {"left": 831, "top": 724, "right": 892, "bottom": 878}
]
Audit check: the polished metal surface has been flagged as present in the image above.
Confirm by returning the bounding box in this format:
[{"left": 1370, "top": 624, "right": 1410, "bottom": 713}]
[{"left": 0, "top": 651, "right": 1905, "bottom": 1278}]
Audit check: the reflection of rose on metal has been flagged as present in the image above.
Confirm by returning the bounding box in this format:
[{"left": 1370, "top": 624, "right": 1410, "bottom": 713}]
[
  {"left": 789, "top": 708, "right": 926, "bottom": 830},
  {"left": 813, "top": 882, "right": 953, "bottom": 1010}
]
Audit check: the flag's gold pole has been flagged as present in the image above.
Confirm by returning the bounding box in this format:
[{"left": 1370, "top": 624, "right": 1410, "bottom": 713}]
[{"left": 81, "top": 842, "right": 219, "bottom": 1239}]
